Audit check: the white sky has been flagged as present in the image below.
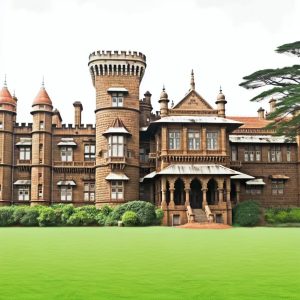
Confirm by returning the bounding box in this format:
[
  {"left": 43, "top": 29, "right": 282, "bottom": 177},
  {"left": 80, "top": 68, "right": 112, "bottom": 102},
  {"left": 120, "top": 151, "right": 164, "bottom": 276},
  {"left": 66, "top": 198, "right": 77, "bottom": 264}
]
[{"left": 0, "top": 0, "right": 299, "bottom": 124}]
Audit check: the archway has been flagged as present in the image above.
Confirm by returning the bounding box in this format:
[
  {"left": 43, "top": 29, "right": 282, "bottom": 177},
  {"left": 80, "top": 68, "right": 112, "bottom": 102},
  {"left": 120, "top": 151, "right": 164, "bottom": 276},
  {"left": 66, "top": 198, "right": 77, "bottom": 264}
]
[
  {"left": 190, "top": 178, "right": 202, "bottom": 208},
  {"left": 207, "top": 178, "right": 218, "bottom": 205},
  {"left": 174, "top": 178, "right": 185, "bottom": 205},
  {"left": 166, "top": 181, "right": 170, "bottom": 205}
]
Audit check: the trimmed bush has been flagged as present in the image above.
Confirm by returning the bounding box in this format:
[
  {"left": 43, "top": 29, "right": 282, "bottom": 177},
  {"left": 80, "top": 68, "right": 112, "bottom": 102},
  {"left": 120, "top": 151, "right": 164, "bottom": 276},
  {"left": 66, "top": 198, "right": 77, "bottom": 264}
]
[
  {"left": 67, "top": 210, "right": 95, "bottom": 226},
  {"left": 13, "top": 206, "right": 28, "bottom": 225},
  {"left": 122, "top": 211, "right": 138, "bottom": 226},
  {"left": 96, "top": 213, "right": 107, "bottom": 226},
  {"left": 52, "top": 204, "right": 75, "bottom": 225},
  {"left": 101, "top": 205, "right": 113, "bottom": 216},
  {"left": 265, "top": 208, "right": 300, "bottom": 224},
  {"left": 37, "top": 207, "right": 57, "bottom": 227},
  {"left": 111, "top": 201, "right": 156, "bottom": 226},
  {"left": 155, "top": 208, "right": 164, "bottom": 225},
  {"left": 233, "top": 200, "right": 261, "bottom": 227},
  {"left": 0, "top": 207, "right": 15, "bottom": 226},
  {"left": 105, "top": 215, "right": 118, "bottom": 226},
  {"left": 20, "top": 207, "right": 39, "bottom": 226}
]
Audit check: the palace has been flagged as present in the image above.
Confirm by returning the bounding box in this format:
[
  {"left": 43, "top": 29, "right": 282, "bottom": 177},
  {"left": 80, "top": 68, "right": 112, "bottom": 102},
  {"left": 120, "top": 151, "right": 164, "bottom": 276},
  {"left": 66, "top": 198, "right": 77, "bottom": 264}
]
[{"left": 0, "top": 50, "right": 299, "bottom": 226}]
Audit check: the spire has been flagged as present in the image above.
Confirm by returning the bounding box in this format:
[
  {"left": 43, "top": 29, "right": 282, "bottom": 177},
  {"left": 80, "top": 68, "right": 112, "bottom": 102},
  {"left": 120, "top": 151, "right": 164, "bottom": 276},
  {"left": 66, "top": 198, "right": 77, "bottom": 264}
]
[
  {"left": 190, "top": 69, "right": 195, "bottom": 90},
  {"left": 41, "top": 76, "right": 45, "bottom": 88},
  {"left": 3, "top": 74, "right": 7, "bottom": 87},
  {"left": 219, "top": 85, "right": 222, "bottom": 93}
]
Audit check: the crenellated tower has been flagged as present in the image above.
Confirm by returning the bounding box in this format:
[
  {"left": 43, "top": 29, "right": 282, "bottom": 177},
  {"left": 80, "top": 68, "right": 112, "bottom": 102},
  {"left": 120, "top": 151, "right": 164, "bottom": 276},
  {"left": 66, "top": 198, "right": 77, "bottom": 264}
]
[
  {"left": 30, "top": 83, "right": 53, "bottom": 205},
  {"left": 88, "top": 50, "right": 146, "bottom": 205},
  {"left": 0, "top": 80, "right": 17, "bottom": 205}
]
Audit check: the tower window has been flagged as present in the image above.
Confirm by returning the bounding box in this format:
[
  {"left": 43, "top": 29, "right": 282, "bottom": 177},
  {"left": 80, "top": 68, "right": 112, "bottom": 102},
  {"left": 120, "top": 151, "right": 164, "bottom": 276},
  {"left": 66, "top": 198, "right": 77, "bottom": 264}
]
[
  {"left": 38, "top": 184, "right": 43, "bottom": 199},
  {"left": 39, "top": 121, "right": 44, "bottom": 129},
  {"left": 108, "top": 136, "right": 125, "bottom": 157},
  {"left": 60, "top": 186, "right": 72, "bottom": 201},
  {"left": 111, "top": 92, "right": 123, "bottom": 107},
  {"left": 84, "top": 144, "right": 95, "bottom": 161},
  {"left": 0, "top": 122, "right": 3, "bottom": 129},
  {"left": 111, "top": 181, "right": 123, "bottom": 200},
  {"left": 19, "top": 147, "right": 31, "bottom": 161},
  {"left": 61, "top": 147, "right": 73, "bottom": 162},
  {"left": 84, "top": 182, "right": 95, "bottom": 201}
]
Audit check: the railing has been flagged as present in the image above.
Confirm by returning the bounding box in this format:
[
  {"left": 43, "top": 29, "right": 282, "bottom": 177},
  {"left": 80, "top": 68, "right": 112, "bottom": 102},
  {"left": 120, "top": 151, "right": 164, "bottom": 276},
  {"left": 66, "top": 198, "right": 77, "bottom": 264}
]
[
  {"left": 230, "top": 160, "right": 242, "bottom": 168},
  {"left": 17, "top": 159, "right": 31, "bottom": 165},
  {"left": 53, "top": 161, "right": 95, "bottom": 167},
  {"left": 106, "top": 157, "right": 127, "bottom": 164},
  {"left": 186, "top": 205, "right": 195, "bottom": 223},
  {"left": 205, "top": 205, "right": 214, "bottom": 223}
]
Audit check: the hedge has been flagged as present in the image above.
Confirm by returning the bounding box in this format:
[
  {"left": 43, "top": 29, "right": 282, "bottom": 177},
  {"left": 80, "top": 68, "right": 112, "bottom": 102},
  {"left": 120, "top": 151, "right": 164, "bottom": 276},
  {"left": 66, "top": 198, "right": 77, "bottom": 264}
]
[
  {"left": 233, "top": 200, "right": 261, "bottom": 227},
  {"left": 0, "top": 201, "right": 162, "bottom": 227},
  {"left": 265, "top": 208, "right": 300, "bottom": 224}
]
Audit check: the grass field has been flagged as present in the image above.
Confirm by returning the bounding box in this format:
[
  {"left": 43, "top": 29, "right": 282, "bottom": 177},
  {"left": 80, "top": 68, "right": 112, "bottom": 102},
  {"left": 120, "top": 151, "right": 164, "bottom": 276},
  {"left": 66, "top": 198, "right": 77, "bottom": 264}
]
[{"left": 1, "top": 227, "right": 300, "bottom": 300}]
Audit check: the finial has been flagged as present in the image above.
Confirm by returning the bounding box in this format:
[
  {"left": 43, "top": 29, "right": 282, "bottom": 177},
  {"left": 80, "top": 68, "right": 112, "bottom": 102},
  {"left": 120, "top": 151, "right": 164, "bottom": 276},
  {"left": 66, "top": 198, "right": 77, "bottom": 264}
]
[
  {"left": 13, "top": 90, "right": 15, "bottom": 97},
  {"left": 162, "top": 84, "right": 165, "bottom": 92},
  {"left": 190, "top": 69, "right": 195, "bottom": 90},
  {"left": 41, "top": 76, "right": 45, "bottom": 88},
  {"left": 171, "top": 100, "right": 174, "bottom": 108},
  {"left": 4, "top": 74, "right": 7, "bottom": 87},
  {"left": 219, "top": 85, "right": 222, "bottom": 93}
]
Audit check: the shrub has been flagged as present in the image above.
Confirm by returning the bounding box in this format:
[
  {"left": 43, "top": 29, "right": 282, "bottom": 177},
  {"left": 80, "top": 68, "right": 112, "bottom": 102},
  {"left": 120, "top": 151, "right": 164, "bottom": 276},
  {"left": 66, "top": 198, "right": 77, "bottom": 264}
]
[
  {"left": 75, "top": 206, "right": 100, "bottom": 225},
  {"left": 19, "top": 207, "right": 39, "bottom": 226},
  {"left": 67, "top": 210, "right": 95, "bottom": 226},
  {"left": 37, "top": 207, "right": 57, "bottom": 227},
  {"left": 13, "top": 206, "right": 28, "bottom": 225},
  {"left": 105, "top": 215, "right": 118, "bottom": 226},
  {"left": 265, "top": 208, "right": 300, "bottom": 224},
  {"left": 155, "top": 208, "right": 164, "bottom": 225},
  {"left": 0, "top": 207, "right": 15, "bottom": 226},
  {"left": 101, "top": 205, "right": 113, "bottom": 216},
  {"left": 95, "top": 213, "right": 107, "bottom": 226},
  {"left": 52, "top": 204, "right": 75, "bottom": 225},
  {"left": 233, "top": 200, "right": 261, "bottom": 227},
  {"left": 122, "top": 211, "right": 138, "bottom": 226},
  {"left": 111, "top": 201, "right": 156, "bottom": 226}
]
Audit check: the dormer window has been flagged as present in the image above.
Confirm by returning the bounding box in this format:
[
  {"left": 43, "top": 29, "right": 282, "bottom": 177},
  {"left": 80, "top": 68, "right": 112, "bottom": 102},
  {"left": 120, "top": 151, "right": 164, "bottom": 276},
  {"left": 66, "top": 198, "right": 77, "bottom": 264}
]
[{"left": 112, "top": 92, "right": 123, "bottom": 107}]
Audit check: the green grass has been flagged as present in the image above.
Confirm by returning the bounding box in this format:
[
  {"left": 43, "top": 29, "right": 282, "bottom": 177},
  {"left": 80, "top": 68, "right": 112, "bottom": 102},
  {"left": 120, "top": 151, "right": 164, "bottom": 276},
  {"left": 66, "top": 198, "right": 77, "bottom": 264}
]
[{"left": 1, "top": 227, "right": 300, "bottom": 300}]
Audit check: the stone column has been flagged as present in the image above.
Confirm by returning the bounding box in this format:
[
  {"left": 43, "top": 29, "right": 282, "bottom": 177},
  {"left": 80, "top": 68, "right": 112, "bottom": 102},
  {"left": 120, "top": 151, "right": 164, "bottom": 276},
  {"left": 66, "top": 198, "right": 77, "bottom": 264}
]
[
  {"left": 185, "top": 188, "right": 190, "bottom": 207},
  {"left": 169, "top": 180, "right": 175, "bottom": 208},
  {"left": 161, "top": 177, "right": 167, "bottom": 209},
  {"left": 218, "top": 188, "right": 224, "bottom": 205},
  {"left": 226, "top": 178, "right": 231, "bottom": 202},
  {"left": 202, "top": 188, "right": 208, "bottom": 209}
]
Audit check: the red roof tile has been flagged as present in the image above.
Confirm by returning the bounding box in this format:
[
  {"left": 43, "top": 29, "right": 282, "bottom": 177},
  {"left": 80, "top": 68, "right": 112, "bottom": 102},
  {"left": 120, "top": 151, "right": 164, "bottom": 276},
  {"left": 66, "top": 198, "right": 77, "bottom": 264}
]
[
  {"left": 32, "top": 87, "right": 52, "bottom": 106},
  {"left": 0, "top": 86, "right": 16, "bottom": 106},
  {"left": 228, "top": 116, "right": 271, "bottom": 129}
]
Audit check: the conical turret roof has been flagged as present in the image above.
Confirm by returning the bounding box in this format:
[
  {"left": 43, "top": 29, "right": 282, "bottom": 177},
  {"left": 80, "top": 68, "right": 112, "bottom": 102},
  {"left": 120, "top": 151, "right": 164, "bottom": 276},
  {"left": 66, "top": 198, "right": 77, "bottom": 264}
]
[{"left": 32, "top": 86, "right": 52, "bottom": 106}]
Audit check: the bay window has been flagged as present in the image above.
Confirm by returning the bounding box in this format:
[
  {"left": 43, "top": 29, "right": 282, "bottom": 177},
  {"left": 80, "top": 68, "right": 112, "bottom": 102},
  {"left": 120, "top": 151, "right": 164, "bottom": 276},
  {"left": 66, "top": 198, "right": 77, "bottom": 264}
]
[{"left": 108, "top": 135, "right": 125, "bottom": 157}]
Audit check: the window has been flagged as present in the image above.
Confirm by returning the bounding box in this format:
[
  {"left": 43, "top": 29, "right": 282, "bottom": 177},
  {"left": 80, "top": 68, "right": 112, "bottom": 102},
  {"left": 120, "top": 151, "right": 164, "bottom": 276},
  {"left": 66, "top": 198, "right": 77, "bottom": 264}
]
[
  {"left": 111, "top": 181, "right": 123, "bottom": 200},
  {"left": 287, "top": 145, "right": 291, "bottom": 162},
  {"left": 271, "top": 180, "right": 284, "bottom": 195},
  {"left": 60, "top": 186, "right": 72, "bottom": 201},
  {"left": 169, "top": 130, "right": 181, "bottom": 150},
  {"left": 207, "top": 131, "right": 218, "bottom": 150},
  {"left": 139, "top": 148, "right": 149, "bottom": 163},
  {"left": 39, "top": 121, "right": 44, "bottom": 129},
  {"left": 19, "top": 147, "right": 31, "bottom": 160},
  {"left": 38, "top": 184, "right": 43, "bottom": 199},
  {"left": 61, "top": 147, "right": 73, "bottom": 162},
  {"left": 244, "top": 145, "right": 261, "bottom": 162},
  {"left": 108, "top": 136, "right": 125, "bottom": 157},
  {"left": 231, "top": 145, "right": 238, "bottom": 161},
  {"left": 18, "top": 186, "right": 30, "bottom": 201},
  {"left": 112, "top": 92, "right": 123, "bottom": 107},
  {"left": 84, "top": 144, "right": 95, "bottom": 161},
  {"left": 188, "top": 130, "right": 200, "bottom": 150},
  {"left": 246, "top": 186, "right": 262, "bottom": 195},
  {"left": 0, "top": 122, "right": 3, "bottom": 129},
  {"left": 269, "top": 145, "right": 281, "bottom": 162},
  {"left": 84, "top": 183, "right": 95, "bottom": 201}
]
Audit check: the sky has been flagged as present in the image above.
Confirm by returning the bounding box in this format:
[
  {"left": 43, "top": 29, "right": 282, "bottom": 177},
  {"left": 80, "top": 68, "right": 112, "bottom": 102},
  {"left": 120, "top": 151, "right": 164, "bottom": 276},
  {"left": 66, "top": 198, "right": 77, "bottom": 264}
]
[{"left": 0, "top": 0, "right": 299, "bottom": 124}]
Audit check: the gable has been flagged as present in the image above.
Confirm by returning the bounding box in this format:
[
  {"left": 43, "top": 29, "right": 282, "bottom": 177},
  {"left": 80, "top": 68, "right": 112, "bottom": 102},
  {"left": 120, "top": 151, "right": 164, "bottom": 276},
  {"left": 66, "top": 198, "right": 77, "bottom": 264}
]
[{"left": 172, "top": 90, "right": 213, "bottom": 110}]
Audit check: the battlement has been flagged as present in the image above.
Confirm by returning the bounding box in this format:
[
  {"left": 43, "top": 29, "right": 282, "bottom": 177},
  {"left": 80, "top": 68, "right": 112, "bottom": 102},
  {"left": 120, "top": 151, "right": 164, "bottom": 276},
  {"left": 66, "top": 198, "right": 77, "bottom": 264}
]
[
  {"left": 14, "top": 123, "right": 33, "bottom": 128},
  {"left": 89, "top": 50, "right": 146, "bottom": 61}
]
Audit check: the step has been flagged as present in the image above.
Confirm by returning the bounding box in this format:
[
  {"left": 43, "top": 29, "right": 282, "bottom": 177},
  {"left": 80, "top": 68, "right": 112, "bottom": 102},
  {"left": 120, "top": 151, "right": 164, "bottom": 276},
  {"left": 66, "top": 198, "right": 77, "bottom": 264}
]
[{"left": 193, "top": 209, "right": 208, "bottom": 223}]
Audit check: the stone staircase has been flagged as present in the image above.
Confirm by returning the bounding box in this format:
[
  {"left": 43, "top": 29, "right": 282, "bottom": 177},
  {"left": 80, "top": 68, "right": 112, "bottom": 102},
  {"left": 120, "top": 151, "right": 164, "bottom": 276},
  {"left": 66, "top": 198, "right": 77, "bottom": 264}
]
[{"left": 193, "top": 209, "right": 208, "bottom": 223}]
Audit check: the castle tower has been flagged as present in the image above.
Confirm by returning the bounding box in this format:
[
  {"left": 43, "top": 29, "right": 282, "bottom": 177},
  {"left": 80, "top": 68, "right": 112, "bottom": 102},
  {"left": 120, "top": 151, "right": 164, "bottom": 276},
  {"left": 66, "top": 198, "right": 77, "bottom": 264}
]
[
  {"left": 159, "top": 86, "right": 169, "bottom": 117},
  {"left": 0, "top": 80, "right": 17, "bottom": 205},
  {"left": 140, "top": 91, "right": 152, "bottom": 127},
  {"left": 216, "top": 87, "right": 227, "bottom": 118},
  {"left": 30, "top": 83, "right": 53, "bottom": 205},
  {"left": 88, "top": 50, "right": 146, "bottom": 205}
]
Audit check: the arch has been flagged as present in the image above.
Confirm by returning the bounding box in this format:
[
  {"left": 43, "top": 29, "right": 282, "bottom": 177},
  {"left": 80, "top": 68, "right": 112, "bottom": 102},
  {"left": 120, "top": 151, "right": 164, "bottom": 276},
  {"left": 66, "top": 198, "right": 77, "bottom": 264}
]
[
  {"left": 131, "top": 65, "right": 135, "bottom": 75},
  {"left": 127, "top": 64, "right": 130, "bottom": 75},
  {"left": 207, "top": 178, "right": 218, "bottom": 205},
  {"left": 104, "top": 64, "right": 108, "bottom": 75},
  {"left": 136, "top": 66, "right": 139, "bottom": 76},
  {"left": 174, "top": 178, "right": 185, "bottom": 205},
  {"left": 113, "top": 65, "right": 117, "bottom": 75},
  {"left": 166, "top": 180, "right": 170, "bottom": 205},
  {"left": 99, "top": 65, "right": 103, "bottom": 75},
  {"left": 190, "top": 178, "right": 202, "bottom": 209},
  {"left": 123, "top": 65, "right": 126, "bottom": 75},
  {"left": 140, "top": 67, "right": 144, "bottom": 77},
  {"left": 118, "top": 65, "right": 121, "bottom": 75},
  {"left": 108, "top": 64, "right": 112, "bottom": 75}
]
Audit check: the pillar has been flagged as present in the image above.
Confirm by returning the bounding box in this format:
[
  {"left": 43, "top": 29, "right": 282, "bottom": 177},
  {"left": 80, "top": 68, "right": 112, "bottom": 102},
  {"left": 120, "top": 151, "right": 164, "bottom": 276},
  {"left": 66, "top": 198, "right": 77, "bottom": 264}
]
[
  {"left": 202, "top": 188, "right": 208, "bottom": 209},
  {"left": 169, "top": 180, "right": 175, "bottom": 208},
  {"left": 218, "top": 188, "right": 224, "bottom": 205},
  {"left": 185, "top": 188, "right": 190, "bottom": 207},
  {"left": 161, "top": 177, "right": 167, "bottom": 209}
]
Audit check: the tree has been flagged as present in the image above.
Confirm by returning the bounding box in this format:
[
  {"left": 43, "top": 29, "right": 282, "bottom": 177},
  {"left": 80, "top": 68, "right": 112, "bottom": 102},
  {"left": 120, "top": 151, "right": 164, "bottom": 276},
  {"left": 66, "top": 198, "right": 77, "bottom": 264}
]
[{"left": 240, "top": 41, "right": 300, "bottom": 137}]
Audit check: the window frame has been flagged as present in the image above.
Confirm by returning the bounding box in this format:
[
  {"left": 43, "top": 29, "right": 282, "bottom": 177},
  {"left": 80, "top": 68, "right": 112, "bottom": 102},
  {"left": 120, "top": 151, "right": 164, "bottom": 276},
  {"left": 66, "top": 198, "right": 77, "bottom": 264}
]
[
  {"left": 84, "top": 144, "right": 96, "bottom": 161},
  {"left": 188, "top": 130, "right": 201, "bottom": 150},
  {"left": 60, "top": 185, "right": 73, "bottom": 201},
  {"left": 108, "top": 135, "right": 125, "bottom": 157},
  {"left": 111, "top": 92, "right": 124, "bottom": 107},
  {"left": 61, "top": 146, "right": 73, "bottom": 162},
  {"left": 84, "top": 182, "right": 95, "bottom": 202},
  {"left": 271, "top": 180, "right": 284, "bottom": 195},
  {"left": 111, "top": 180, "right": 124, "bottom": 200},
  {"left": 168, "top": 130, "right": 181, "bottom": 150},
  {"left": 206, "top": 131, "right": 218, "bottom": 150},
  {"left": 18, "top": 185, "right": 30, "bottom": 201},
  {"left": 19, "top": 147, "right": 31, "bottom": 161}
]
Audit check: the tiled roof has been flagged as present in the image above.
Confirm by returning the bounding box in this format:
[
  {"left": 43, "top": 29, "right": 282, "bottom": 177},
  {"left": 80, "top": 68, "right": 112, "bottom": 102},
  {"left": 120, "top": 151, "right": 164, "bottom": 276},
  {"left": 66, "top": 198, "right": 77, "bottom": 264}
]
[
  {"left": 227, "top": 116, "right": 271, "bottom": 129},
  {"left": 32, "top": 87, "right": 52, "bottom": 106},
  {"left": 0, "top": 86, "right": 16, "bottom": 106}
]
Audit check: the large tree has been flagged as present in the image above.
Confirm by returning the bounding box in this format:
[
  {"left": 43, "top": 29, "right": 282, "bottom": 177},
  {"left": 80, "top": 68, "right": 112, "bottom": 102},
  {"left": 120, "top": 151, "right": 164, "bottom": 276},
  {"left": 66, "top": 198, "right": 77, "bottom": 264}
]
[{"left": 240, "top": 41, "right": 300, "bottom": 137}]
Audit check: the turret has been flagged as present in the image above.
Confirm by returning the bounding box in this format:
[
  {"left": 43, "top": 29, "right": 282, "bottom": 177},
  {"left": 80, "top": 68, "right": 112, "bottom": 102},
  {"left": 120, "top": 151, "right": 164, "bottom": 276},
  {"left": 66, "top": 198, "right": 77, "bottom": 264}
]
[
  {"left": 30, "top": 81, "right": 53, "bottom": 205},
  {"left": 140, "top": 91, "right": 153, "bottom": 127},
  {"left": 257, "top": 107, "right": 265, "bottom": 119},
  {"left": 159, "top": 86, "right": 169, "bottom": 118},
  {"left": 216, "top": 87, "right": 227, "bottom": 118},
  {"left": 0, "top": 79, "right": 16, "bottom": 205},
  {"left": 73, "top": 101, "right": 83, "bottom": 127},
  {"left": 269, "top": 98, "right": 276, "bottom": 113},
  {"left": 52, "top": 109, "right": 62, "bottom": 127},
  {"left": 88, "top": 50, "right": 146, "bottom": 206}
]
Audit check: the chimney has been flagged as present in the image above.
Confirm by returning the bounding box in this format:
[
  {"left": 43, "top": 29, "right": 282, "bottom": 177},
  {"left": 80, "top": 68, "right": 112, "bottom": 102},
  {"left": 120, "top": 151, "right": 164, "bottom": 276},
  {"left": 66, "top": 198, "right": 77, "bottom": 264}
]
[
  {"left": 73, "top": 101, "right": 83, "bottom": 127},
  {"left": 257, "top": 107, "right": 265, "bottom": 119},
  {"left": 269, "top": 98, "right": 276, "bottom": 113},
  {"left": 52, "top": 109, "right": 62, "bottom": 127}
]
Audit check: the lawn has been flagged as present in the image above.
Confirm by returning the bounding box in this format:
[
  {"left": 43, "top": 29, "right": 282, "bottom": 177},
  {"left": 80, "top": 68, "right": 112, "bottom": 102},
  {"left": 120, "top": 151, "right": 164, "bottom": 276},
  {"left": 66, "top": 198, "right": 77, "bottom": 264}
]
[{"left": 0, "top": 227, "right": 300, "bottom": 300}]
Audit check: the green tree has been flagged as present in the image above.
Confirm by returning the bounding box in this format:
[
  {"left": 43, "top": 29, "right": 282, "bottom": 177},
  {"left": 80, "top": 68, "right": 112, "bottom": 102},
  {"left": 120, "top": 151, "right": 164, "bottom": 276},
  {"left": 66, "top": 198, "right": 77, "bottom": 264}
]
[{"left": 240, "top": 41, "right": 300, "bottom": 137}]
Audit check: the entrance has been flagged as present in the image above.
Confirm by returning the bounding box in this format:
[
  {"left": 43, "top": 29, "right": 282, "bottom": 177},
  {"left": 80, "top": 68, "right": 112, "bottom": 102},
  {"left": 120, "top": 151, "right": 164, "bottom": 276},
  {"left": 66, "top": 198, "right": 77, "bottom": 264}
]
[{"left": 190, "top": 179, "right": 202, "bottom": 208}]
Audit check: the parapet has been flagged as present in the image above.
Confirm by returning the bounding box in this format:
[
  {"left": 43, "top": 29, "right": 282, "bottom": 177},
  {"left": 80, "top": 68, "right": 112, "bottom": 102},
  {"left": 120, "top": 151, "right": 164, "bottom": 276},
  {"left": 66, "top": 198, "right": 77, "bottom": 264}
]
[{"left": 88, "top": 50, "right": 147, "bottom": 86}]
